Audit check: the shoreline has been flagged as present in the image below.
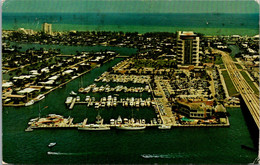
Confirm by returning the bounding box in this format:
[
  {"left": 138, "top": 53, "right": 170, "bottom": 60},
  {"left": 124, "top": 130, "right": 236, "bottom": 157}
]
[{"left": 2, "top": 25, "right": 259, "bottom": 36}]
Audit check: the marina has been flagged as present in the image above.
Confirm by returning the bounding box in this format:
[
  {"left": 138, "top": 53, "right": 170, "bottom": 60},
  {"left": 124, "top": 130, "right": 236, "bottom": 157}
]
[
  {"left": 66, "top": 96, "right": 153, "bottom": 109},
  {"left": 26, "top": 113, "right": 230, "bottom": 132},
  {"left": 78, "top": 84, "right": 151, "bottom": 93},
  {"left": 2, "top": 0, "right": 259, "bottom": 163},
  {"left": 3, "top": 44, "right": 255, "bottom": 164}
]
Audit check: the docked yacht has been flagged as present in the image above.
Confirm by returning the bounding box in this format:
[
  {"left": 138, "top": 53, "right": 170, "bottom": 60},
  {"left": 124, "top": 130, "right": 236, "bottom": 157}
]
[
  {"left": 116, "top": 124, "right": 146, "bottom": 130},
  {"left": 83, "top": 87, "right": 91, "bottom": 93},
  {"left": 85, "top": 96, "right": 90, "bottom": 102},
  {"left": 78, "top": 124, "right": 110, "bottom": 131},
  {"left": 110, "top": 119, "right": 115, "bottom": 125},
  {"left": 116, "top": 116, "right": 122, "bottom": 124},
  {"left": 158, "top": 125, "right": 171, "bottom": 130},
  {"left": 70, "top": 91, "right": 77, "bottom": 96},
  {"left": 94, "top": 102, "right": 100, "bottom": 108},
  {"left": 78, "top": 87, "right": 84, "bottom": 93},
  {"left": 76, "top": 96, "right": 80, "bottom": 102},
  {"left": 25, "top": 100, "right": 34, "bottom": 106},
  {"left": 34, "top": 94, "right": 45, "bottom": 102},
  {"left": 65, "top": 97, "right": 73, "bottom": 105}
]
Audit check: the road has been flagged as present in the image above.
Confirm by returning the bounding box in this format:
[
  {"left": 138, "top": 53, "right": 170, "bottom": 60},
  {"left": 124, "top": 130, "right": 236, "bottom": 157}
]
[{"left": 213, "top": 49, "right": 260, "bottom": 129}]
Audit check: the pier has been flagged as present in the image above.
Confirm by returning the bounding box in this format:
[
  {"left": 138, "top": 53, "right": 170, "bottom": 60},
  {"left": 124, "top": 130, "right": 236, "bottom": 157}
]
[
  {"left": 25, "top": 113, "right": 230, "bottom": 132},
  {"left": 66, "top": 95, "right": 154, "bottom": 109},
  {"left": 69, "top": 98, "right": 76, "bottom": 110},
  {"left": 26, "top": 121, "right": 230, "bottom": 132}
]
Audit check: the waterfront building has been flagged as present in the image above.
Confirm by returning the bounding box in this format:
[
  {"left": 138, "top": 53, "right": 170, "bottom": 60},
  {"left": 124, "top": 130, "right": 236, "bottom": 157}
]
[
  {"left": 42, "top": 23, "right": 52, "bottom": 35},
  {"left": 177, "top": 101, "right": 215, "bottom": 119},
  {"left": 176, "top": 31, "right": 200, "bottom": 65},
  {"left": 17, "top": 28, "right": 34, "bottom": 35}
]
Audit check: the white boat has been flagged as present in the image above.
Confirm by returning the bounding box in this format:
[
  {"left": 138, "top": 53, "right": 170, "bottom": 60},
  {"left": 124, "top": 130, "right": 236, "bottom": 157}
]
[
  {"left": 85, "top": 96, "right": 90, "bottom": 102},
  {"left": 116, "top": 116, "right": 122, "bottom": 124},
  {"left": 158, "top": 125, "right": 171, "bottom": 130},
  {"left": 116, "top": 124, "right": 146, "bottom": 130},
  {"left": 110, "top": 119, "right": 115, "bottom": 125},
  {"left": 48, "top": 142, "right": 56, "bottom": 148},
  {"left": 94, "top": 102, "right": 100, "bottom": 108},
  {"left": 34, "top": 94, "right": 45, "bottom": 102},
  {"left": 91, "top": 97, "right": 95, "bottom": 102},
  {"left": 96, "top": 115, "right": 103, "bottom": 124},
  {"left": 78, "top": 87, "right": 84, "bottom": 93},
  {"left": 107, "top": 95, "right": 112, "bottom": 101},
  {"left": 28, "top": 118, "right": 39, "bottom": 125},
  {"left": 107, "top": 101, "right": 111, "bottom": 107},
  {"left": 141, "top": 119, "right": 146, "bottom": 124},
  {"left": 78, "top": 124, "right": 110, "bottom": 131},
  {"left": 123, "top": 118, "right": 129, "bottom": 124},
  {"left": 140, "top": 101, "right": 145, "bottom": 107},
  {"left": 76, "top": 96, "right": 80, "bottom": 102},
  {"left": 101, "top": 102, "right": 106, "bottom": 107},
  {"left": 83, "top": 87, "right": 91, "bottom": 93},
  {"left": 65, "top": 97, "right": 73, "bottom": 105},
  {"left": 70, "top": 91, "right": 77, "bottom": 96},
  {"left": 25, "top": 100, "right": 34, "bottom": 106}
]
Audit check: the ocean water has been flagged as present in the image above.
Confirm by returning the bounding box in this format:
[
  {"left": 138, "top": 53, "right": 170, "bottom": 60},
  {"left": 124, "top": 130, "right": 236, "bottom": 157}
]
[{"left": 2, "top": 13, "right": 259, "bottom": 36}]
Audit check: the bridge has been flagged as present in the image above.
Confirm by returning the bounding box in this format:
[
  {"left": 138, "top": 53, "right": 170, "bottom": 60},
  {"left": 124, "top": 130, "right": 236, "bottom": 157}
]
[{"left": 214, "top": 49, "right": 260, "bottom": 129}]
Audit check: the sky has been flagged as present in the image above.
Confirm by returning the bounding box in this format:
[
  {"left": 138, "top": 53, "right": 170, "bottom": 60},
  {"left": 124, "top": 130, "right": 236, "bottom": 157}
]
[{"left": 2, "top": 0, "right": 259, "bottom": 13}]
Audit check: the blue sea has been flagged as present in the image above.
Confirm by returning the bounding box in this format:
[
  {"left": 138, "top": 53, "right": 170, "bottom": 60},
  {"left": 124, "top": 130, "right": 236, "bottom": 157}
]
[{"left": 2, "top": 13, "right": 259, "bottom": 35}]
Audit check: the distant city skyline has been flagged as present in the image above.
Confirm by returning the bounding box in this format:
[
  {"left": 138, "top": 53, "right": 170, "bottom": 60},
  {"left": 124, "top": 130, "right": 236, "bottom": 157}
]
[{"left": 2, "top": 0, "right": 259, "bottom": 14}]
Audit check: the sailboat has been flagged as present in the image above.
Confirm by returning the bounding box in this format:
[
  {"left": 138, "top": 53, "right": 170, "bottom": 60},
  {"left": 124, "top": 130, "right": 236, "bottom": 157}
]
[
  {"left": 78, "top": 113, "right": 110, "bottom": 131},
  {"left": 78, "top": 76, "right": 84, "bottom": 92}
]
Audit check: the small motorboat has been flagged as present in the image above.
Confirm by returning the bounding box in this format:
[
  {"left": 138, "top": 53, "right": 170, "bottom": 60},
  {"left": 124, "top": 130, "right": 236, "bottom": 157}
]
[
  {"left": 70, "top": 91, "right": 77, "bottom": 96},
  {"left": 48, "top": 142, "right": 56, "bottom": 148},
  {"left": 33, "top": 94, "right": 45, "bottom": 102},
  {"left": 25, "top": 100, "right": 34, "bottom": 106}
]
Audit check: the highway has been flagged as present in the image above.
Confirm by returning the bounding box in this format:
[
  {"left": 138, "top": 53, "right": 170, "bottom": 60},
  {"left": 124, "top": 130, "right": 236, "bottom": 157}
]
[{"left": 214, "top": 49, "right": 260, "bottom": 129}]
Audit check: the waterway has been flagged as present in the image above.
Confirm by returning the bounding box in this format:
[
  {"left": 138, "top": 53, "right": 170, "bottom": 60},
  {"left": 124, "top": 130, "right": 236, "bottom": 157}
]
[{"left": 2, "top": 44, "right": 258, "bottom": 164}]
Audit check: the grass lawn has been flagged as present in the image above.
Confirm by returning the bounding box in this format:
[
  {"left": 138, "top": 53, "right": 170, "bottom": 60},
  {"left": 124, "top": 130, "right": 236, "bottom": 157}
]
[
  {"left": 222, "top": 70, "right": 238, "bottom": 96},
  {"left": 219, "top": 64, "right": 226, "bottom": 69},
  {"left": 215, "top": 55, "right": 223, "bottom": 64},
  {"left": 228, "top": 45, "right": 240, "bottom": 62},
  {"left": 240, "top": 71, "right": 259, "bottom": 95}
]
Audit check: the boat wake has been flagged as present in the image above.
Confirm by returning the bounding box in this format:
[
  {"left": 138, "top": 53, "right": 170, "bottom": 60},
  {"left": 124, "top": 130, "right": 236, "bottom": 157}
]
[
  {"left": 47, "top": 152, "right": 92, "bottom": 156},
  {"left": 141, "top": 153, "right": 186, "bottom": 159}
]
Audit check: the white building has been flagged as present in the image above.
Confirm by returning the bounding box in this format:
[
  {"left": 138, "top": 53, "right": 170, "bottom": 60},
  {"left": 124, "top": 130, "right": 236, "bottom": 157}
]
[
  {"left": 42, "top": 23, "right": 52, "bottom": 35},
  {"left": 176, "top": 31, "right": 200, "bottom": 65}
]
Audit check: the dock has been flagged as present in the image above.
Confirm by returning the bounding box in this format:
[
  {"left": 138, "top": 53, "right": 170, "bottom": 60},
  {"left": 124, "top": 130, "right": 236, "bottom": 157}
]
[
  {"left": 69, "top": 98, "right": 76, "bottom": 109},
  {"left": 68, "top": 96, "right": 154, "bottom": 109},
  {"left": 25, "top": 122, "right": 230, "bottom": 132},
  {"left": 25, "top": 113, "right": 230, "bottom": 132}
]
